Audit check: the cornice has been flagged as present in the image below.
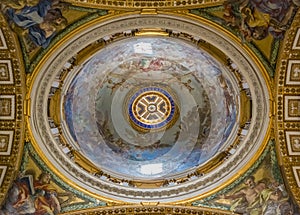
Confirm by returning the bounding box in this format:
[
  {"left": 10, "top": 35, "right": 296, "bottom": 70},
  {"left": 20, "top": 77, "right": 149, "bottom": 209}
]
[{"left": 63, "top": 0, "right": 225, "bottom": 10}]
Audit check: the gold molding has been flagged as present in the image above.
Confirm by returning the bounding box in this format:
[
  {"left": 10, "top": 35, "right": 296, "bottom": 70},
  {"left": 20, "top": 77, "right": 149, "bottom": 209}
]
[
  {"left": 25, "top": 10, "right": 272, "bottom": 205},
  {"left": 1, "top": 0, "right": 300, "bottom": 212},
  {"left": 63, "top": 0, "right": 225, "bottom": 10},
  {"left": 239, "top": 90, "right": 251, "bottom": 126},
  {"left": 0, "top": 13, "right": 26, "bottom": 205},
  {"left": 59, "top": 204, "right": 238, "bottom": 215},
  {"left": 49, "top": 89, "right": 62, "bottom": 126},
  {"left": 274, "top": 8, "right": 300, "bottom": 206}
]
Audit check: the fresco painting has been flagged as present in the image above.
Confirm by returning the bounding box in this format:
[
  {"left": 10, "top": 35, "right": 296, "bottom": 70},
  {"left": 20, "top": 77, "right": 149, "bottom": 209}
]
[
  {"left": 223, "top": 0, "right": 300, "bottom": 41},
  {"left": 2, "top": 172, "right": 61, "bottom": 215},
  {"left": 0, "top": 143, "right": 106, "bottom": 215},
  {"left": 1, "top": 0, "right": 69, "bottom": 50},
  {"left": 1, "top": 1, "right": 298, "bottom": 213},
  {"left": 221, "top": 175, "right": 295, "bottom": 215},
  {"left": 63, "top": 37, "right": 239, "bottom": 179},
  {"left": 192, "top": 142, "right": 300, "bottom": 215}
]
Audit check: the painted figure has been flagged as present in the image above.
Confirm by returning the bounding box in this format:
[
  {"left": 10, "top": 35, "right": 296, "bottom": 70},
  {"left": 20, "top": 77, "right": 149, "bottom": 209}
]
[
  {"left": 0, "top": 172, "right": 61, "bottom": 215},
  {"left": 27, "top": 8, "right": 67, "bottom": 48},
  {"left": 6, "top": 0, "right": 53, "bottom": 29},
  {"left": 223, "top": 0, "right": 298, "bottom": 40},
  {"left": 220, "top": 175, "right": 299, "bottom": 215},
  {"left": 250, "top": 0, "right": 293, "bottom": 24},
  {"left": 261, "top": 188, "right": 294, "bottom": 215},
  {"left": 0, "top": 0, "right": 40, "bottom": 10},
  {"left": 33, "top": 173, "right": 61, "bottom": 215},
  {"left": 4, "top": 0, "right": 68, "bottom": 48},
  {"left": 0, "top": 175, "right": 35, "bottom": 214},
  {"left": 221, "top": 176, "right": 266, "bottom": 214}
]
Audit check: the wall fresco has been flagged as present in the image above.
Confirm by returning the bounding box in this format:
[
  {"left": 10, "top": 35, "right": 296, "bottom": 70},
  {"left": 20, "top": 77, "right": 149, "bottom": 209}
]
[
  {"left": 2, "top": 0, "right": 70, "bottom": 49},
  {"left": 191, "top": 0, "right": 300, "bottom": 75},
  {"left": 1, "top": 0, "right": 107, "bottom": 72},
  {"left": 0, "top": 142, "right": 106, "bottom": 215},
  {"left": 192, "top": 141, "right": 300, "bottom": 215},
  {"left": 222, "top": 0, "right": 299, "bottom": 41}
]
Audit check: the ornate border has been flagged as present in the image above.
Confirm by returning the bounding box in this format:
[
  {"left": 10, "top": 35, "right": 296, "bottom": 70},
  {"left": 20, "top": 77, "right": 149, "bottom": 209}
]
[
  {"left": 64, "top": 0, "right": 224, "bottom": 10},
  {"left": 59, "top": 205, "right": 237, "bottom": 215},
  {"left": 275, "top": 9, "right": 300, "bottom": 205},
  {"left": 26, "top": 12, "right": 271, "bottom": 203},
  {"left": 0, "top": 14, "right": 25, "bottom": 205}
]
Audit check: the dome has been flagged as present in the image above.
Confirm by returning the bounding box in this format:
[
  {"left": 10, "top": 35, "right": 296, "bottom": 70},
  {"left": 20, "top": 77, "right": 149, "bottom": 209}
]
[
  {"left": 2, "top": 0, "right": 300, "bottom": 213},
  {"left": 28, "top": 15, "right": 270, "bottom": 202},
  {"left": 62, "top": 37, "right": 238, "bottom": 180}
]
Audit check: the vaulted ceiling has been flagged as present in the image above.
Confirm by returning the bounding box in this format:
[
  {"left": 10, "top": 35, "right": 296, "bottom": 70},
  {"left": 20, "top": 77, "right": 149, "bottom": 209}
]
[{"left": 0, "top": 0, "right": 300, "bottom": 214}]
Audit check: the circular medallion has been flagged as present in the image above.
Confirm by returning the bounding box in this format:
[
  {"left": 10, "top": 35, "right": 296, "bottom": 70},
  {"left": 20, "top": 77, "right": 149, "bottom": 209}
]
[{"left": 128, "top": 87, "right": 177, "bottom": 131}]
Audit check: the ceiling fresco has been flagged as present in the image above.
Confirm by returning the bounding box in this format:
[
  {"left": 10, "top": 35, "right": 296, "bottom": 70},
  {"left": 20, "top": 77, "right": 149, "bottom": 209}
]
[
  {"left": 63, "top": 37, "right": 238, "bottom": 179},
  {"left": 25, "top": 12, "right": 273, "bottom": 203},
  {"left": 0, "top": 0, "right": 299, "bottom": 215}
]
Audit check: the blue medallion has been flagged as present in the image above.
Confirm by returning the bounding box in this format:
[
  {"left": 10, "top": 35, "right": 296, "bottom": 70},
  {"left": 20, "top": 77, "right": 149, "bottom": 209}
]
[{"left": 128, "top": 87, "right": 177, "bottom": 131}]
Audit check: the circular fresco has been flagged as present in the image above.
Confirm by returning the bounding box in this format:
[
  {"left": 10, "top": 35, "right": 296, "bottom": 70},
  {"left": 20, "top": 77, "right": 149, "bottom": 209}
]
[{"left": 63, "top": 37, "right": 238, "bottom": 179}]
